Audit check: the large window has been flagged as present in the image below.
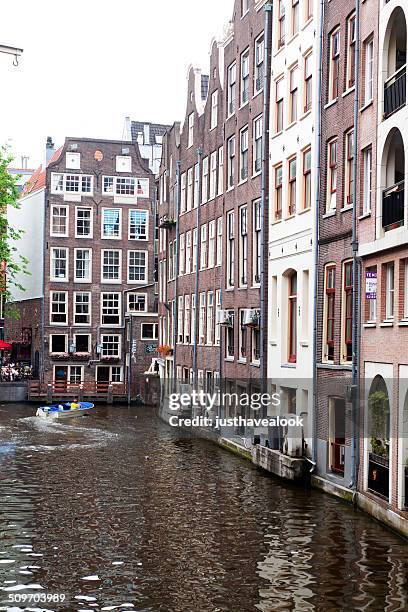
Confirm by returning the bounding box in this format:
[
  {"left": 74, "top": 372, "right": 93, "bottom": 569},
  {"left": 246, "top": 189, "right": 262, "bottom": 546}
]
[
  {"left": 210, "top": 90, "right": 218, "bottom": 129},
  {"left": 51, "top": 206, "right": 68, "bottom": 236},
  {"left": 208, "top": 220, "right": 215, "bottom": 269},
  {"left": 127, "top": 293, "right": 147, "bottom": 313},
  {"left": 128, "top": 251, "right": 147, "bottom": 283},
  {"left": 185, "top": 230, "right": 192, "bottom": 274},
  {"left": 253, "top": 115, "right": 262, "bottom": 175},
  {"left": 329, "top": 29, "right": 340, "bottom": 101},
  {"left": 209, "top": 152, "right": 217, "bottom": 200},
  {"left": 74, "top": 248, "right": 91, "bottom": 282},
  {"left": 289, "top": 65, "right": 298, "bottom": 123},
  {"left": 75, "top": 208, "right": 92, "bottom": 238},
  {"left": 217, "top": 146, "right": 224, "bottom": 195},
  {"left": 304, "top": 51, "right": 313, "bottom": 113},
  {"left": 288, "top": 157, "right": 297, "bottom": 216},
  {"left": 364, "top": 38, "right": 374, "bottom": 105},
  {"left": 202, "top": 157, "right": 209, "bottom": 203},
  {"left": 187, "top": 167, "right": 193, "bottom": 210},
  {"left": 216, "top": 217, "right": 223, "bottom": 267},
  {"left": 141, "top": 323, "right": 158, "bottom": 340},
  {"left": 102, "top": 209, "right": 121, "bottom": 239},
  {"left": 227, "top": 211, "right": 235, "bottom": 288},
  {"left": 343, "top": 261, "right": 353, "bottom": 362},
  {"left": 344, "top": 129, "right": 354, "bottom": 206},
  {"left": 50, "top": 334, "right": 67, "bottom": 354},
  {"left": 199, "top": 292, "right": 206, "bottom": 345},
  {"left": 288, "top": 272, "right": 297, "bottom": 363},
  {"left": 184, "top": 295, "right": 191, "bottom": 343},
  {"left": 326, "top": 138, "right": 338, "bottom": 212},
  {"left": 215, "top": 290, "right": 221, "bottom": 346},
  {"left": 51, "top": 248, "right": 68, "bottom": 281},
  {"left": 302, "top": 148, "right": 312, "bottom": 210},
  {"left": 101, "top": 334, "right": 121, "bottom": 358},
  {"left": 227, "top": 63, "right": 237, "bottom": 116},
  {"left": 74, "top": 292, "right": 91, "bottom": 325},
  {"left": 278, "top": 0, "right": 286, "bottom": 49},
  {"left": 101, "top": 293, "right": 121, "bottom": 326},
  {"left": 206, "top": 291, "right": 214, "bottom": 345},
  {"left": 239, "top": 310, "right": 247, "bottom": 361},
  {"left": 200, "top": 224, "right": 208, "bottom": 270},
  {"left": 188, "top": 112, "right": 194, "bottom": 147},
  {"left": 240, "top": 126, "right": 249, "bottom": 181},
  {"left": 50, "top": 291, "right": 68, "bottom": 324},
  {"left": 385, "top": 262, "right": 395, "bottom": 320},
  {"left": 324, "top": 265, "right": 336, "bottom": 361},
  {"left": 179, "top": 234, "right": 185, "bottom": 275},
  {"left": 227, "top": 136, "right": 236, "bottom": 189},
  {"left": 275, "top": 164, "right": 283, "bottom": 221},
  {"left": 239, "top": 205, "right": 248, "bottom": 286},
  {"left": 129, "top": 210, "right": 148, "bottom": 240},
  {"left": 240, "top": 49, "right": 250, "bottom": 105},
  {"left": 292, "top": 0, "right": 299, "bottom": 36},
  {"left": 253, "top": 200, "right": 261, "bottom": 284},
  {"left": 102, "top": 176, "right": 149, "bottom": 198},
  {"left": 50, "top": 173, "right": 93, "bottom": 196},
  {"left": 102, "top": 250, "right": 121, "bottom": 282},
  {"left": 254, "top": 34, "right": 265, "bottom": 94},
  {"left": 276, "top": 77, "right": 284, "bottom": 133},
  {"left": 362, "top": 146, "right": 372, "bottom": 215},
  {"left": 180, "top": 172, "right": 186, "bottom": 213},
  {"left": 346, "top": 14, "right": 356, "bottom": 89}
]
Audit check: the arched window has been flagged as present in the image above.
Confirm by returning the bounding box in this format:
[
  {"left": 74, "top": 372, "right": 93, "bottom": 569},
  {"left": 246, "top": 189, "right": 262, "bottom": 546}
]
[
  {"left": 367, "top": 376, "right": 390, "bottom": 499},
  {"left": 288, "top": 272, "right": 297, "bottom": 363}
]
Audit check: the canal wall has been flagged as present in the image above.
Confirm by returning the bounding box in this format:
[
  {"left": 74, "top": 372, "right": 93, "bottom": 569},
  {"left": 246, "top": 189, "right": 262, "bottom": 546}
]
[{"left": 0, "top": 382, "right": 28, "bottom": 403}]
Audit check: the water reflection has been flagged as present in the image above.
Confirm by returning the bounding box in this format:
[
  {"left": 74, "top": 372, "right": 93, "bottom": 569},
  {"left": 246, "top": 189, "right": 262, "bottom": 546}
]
[{"left": 0, "top": 404, "right": 407, "bottom": 611}]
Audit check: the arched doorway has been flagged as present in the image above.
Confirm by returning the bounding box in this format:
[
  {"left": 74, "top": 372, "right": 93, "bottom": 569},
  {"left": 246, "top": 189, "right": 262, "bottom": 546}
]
[{"left": 367, "top": 376, "right": 391, "bottom": 498}]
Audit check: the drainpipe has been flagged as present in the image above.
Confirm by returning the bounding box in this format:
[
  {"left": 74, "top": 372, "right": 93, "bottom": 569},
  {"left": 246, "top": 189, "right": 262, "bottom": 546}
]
[
  {"left": 259, "top": 0, "right": 273, "bottom": 384},
  {"left": 192, "top": 148, "right": 203, "bottom": 384},
  {"left": 172, "top": 160, "right": 181, "bottom": 389},
  {"left": 40, "top": 187, "right": 48, "bottom": 385},
  {"left": 312, "top": 0, "right": 325, "bottom": 466},
  {"left": 350, "top": 0, "right": 361, "bottom": 491}
]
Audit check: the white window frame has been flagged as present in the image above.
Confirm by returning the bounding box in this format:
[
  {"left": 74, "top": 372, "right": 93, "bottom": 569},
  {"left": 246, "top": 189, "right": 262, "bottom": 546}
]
[
  {"left": 227, "top": 136, "right": 235, "bottom": 189},
  {"left": 50, "top": 247, "right": 68, "bottom": 282},
  {"left": 208, "top": 220, "right": 216, "bottom": 269},
  {"left": 127, "top": 292, "right": 148, "bottom": 314},
  {"left": 74, "top": 248, "right": 92, "bottom": 283},
  {"left": 73, "top": 291, "right": 92, "bottom": 326},
  {"left": 239, "top": 126, "right": 249, "bottom": 182},
  {"left": 217, "top": 146, "right": 224, "bottom": 195},
  {"left": 101, "top": 249, "right": 122, "bottom": 284},
  {"left": 253, "top": 115, "right": 262, "bottom": 176},
  {"left": 50, "top": 333, "right": 68, "bottom": 354},
  {"left": 216, "top": 217, "right": 223, "bottom": 267},
  {"left": 209, "top": 151, "right": 217, "bottom": 200},
  {"left": 116, "top": 155, "right": 132, "bottom": 172},
  {"left": 50, "top": 291, "right": 68, "bottom": 325},
  {"left": 73, "top": 333, "right": 91, "bottom": 354},
  {"left": 101, "top": 292, "right": 122, "bottom": 327},
  {"left": 101, "top": 334, "right": 121, "bottom": 358},
  {"left": 200, "top": 224, "right": 208, "bottom": 270},
  {"left": 364, "top": 38, "right": 374, "bottom": 105},
  {"left": 227, "top": 62, "right": 237, "bottom": 116},
  {"left": 66, "top": 152, "right": 81, "bottom": 169},
  {"left": 254, "top": 33, "right": 265, "bottom": 95},
  {"left": 128, "top": 209, "right": 148, "bottom": 241},
  {"left": 206, "top": 291, "right": 214, "bottom": 345},
  {"left": 240, "top": 48, "right": 250, "bottom": 106},
  {"left": 385, "top": 262, "right": 395, "bottom": 321},
  {"left": 210, "top": 90, "right": 218, "bottom": 129},
  {"left": 75, "top": 207, "right": 93, "bottom": 239},
  {"left": 50, "top": 172, "right": 93, "bottom": 196},
  {"left": 188, "top": 112, "right": 194, "bottom": 148},
  {"left": 50, "top": 205, "right": 69, "bottom": 237},
  {"left": 128, "top": 250, "right": 148, "bottom": 284},
  {"left": 362, "top": 146, "right": 372, "bottom": 215},
  {"left": 141, "top": 323, "right": 158, "bottom": 340},
  {"left": 102, "top": 208, "right": 122, "bottom": 240}
]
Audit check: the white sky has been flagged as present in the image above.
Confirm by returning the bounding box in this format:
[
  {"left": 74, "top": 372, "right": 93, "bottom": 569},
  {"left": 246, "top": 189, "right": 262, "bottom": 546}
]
[{"left": 0, "top": 0, "right": 233, "bottom": 169}]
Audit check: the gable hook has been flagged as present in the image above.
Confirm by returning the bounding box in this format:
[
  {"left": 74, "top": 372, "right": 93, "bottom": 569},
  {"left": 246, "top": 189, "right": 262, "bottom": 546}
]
[{"left": 13, "top": 55, "right": 19, "bottom": 67}]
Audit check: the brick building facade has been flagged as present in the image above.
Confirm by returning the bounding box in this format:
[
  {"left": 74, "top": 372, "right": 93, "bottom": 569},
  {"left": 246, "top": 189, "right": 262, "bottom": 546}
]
[
  {"left": 157, "top": 0, "right": 271, "bottom": 413},
  {"left": 6, "top": 137, "right": 158, "bottom": 396}
]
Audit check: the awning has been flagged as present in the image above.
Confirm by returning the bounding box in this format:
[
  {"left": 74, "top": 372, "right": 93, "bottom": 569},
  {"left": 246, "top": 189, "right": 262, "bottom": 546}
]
[{"left": 0, "top": 340, "right": 12, "bottom": 350}]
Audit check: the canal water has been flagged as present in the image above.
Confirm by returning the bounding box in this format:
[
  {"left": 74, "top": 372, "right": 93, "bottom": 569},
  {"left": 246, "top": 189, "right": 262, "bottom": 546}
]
[{"left": 0, "top": 404, "right": 407, "bottom": 612}]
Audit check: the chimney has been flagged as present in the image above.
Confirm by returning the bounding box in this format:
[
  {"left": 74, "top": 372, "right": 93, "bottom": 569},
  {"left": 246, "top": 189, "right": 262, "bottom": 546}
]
[
  {"left": 45, "top": 136, "right": 55, "bottom": 166},
  {"left": 143, "top": 123, "right": 150, "bottom": 146}
]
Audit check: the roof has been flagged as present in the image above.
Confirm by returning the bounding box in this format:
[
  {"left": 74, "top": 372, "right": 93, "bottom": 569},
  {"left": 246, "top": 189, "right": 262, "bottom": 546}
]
[
  {"left": 130, "top": 121, "right": 171, "bottom": 146},
  {"left": 21, "top": 146, "right": 63, "bottom": 196}
]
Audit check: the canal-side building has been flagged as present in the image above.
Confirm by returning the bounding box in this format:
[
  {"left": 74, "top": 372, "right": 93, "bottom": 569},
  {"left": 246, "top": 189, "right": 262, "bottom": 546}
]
[
  {"left": 6, "top": 137, "right": 158, "bottom": 396},
  {"left": 267, "top": 0, "right": 319, "bottom": 456},
  {"left": 358, "top": 0, "right": 408, "bottom": 532},
  {"left": 157, "top": 0, "right": 272, "bottom": 421},
  {"left": 122, "top": 118, "right": 171, "bottom": 175},
  {"left": 314, "top": 0, "right": 359, "bottom": 486}
]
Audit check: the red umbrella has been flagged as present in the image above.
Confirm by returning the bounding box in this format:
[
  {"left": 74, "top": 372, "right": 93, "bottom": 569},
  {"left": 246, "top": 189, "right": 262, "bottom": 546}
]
[{"left": 0, "top": 340, "right": 12, "bottom": 350}]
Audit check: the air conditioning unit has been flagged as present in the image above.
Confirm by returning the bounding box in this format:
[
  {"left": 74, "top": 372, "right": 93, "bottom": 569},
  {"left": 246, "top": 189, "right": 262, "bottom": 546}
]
[
  {"left": 216, "top": 310, "right": 233, "bottom": 326},
  {"left": 242, "top": 308, "right": 260, "bottom": 327}
]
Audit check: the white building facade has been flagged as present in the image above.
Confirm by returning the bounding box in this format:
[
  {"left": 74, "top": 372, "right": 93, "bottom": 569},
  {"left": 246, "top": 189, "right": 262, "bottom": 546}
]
[{"left": 267, "top": 0, "right": 320, "bottom": 455}]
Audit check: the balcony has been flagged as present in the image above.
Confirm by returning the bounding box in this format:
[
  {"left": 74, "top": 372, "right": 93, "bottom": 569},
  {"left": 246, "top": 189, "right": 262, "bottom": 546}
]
[
  {"left": 384, "top": 66, "right": 406, "bottom": 118},
  {"left": 382, "top": 180, "right": 404, "bottom": 230}
]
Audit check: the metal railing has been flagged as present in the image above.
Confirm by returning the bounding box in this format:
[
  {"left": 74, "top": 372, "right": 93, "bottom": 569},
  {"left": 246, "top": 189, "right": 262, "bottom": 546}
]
[
  {"left": 382, "top": 180, "right": 404, "bottom": 229},
  {"left": 384, "top": 65, "right": 406, "bottom": 118}
]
